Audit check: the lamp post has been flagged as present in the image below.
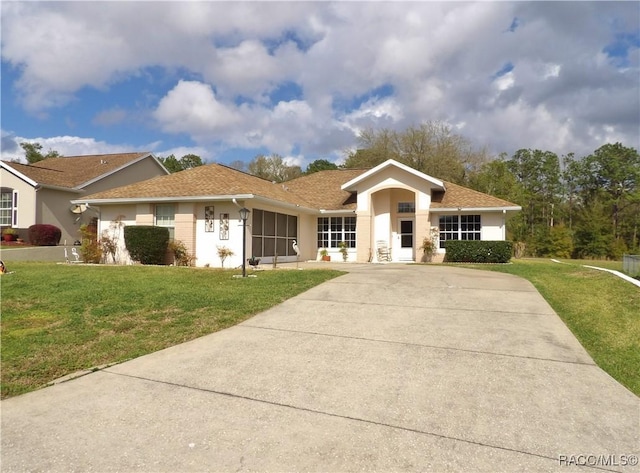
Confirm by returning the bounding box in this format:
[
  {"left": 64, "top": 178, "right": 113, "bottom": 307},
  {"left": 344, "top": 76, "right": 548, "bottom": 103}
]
[{"left": 238, "top": 207, "right": 250, "bottom": 278}]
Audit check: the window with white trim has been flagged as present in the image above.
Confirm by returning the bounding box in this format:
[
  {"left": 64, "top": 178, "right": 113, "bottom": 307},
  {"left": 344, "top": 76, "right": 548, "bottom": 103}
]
[
  {"left": 0, "top": 189, "right": 17, "bottom": 227},
  {"left": 155, "top": 204, "right": 175, "bottom": 239},
  {"left": 397, "top": 202, "right": 415, "bottom": 213},
  {"left": 439, "top": 215, "right": 481, "bottom": 248},
  {"left": 317, "top": 216, "right": 356, "bottom": 248}
]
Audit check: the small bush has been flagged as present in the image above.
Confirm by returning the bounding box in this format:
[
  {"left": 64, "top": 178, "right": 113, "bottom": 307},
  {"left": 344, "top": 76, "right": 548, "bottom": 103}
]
[
  {"left": 169, "top": 239, "right": 196, "bottom": 266},
  {"left": 124, "top": 226, "right": 169, "bottom": 265},
  {"left": 27, "top": 224, "right": 61, "bottom": 246},
  {"left": 79, "top": 224, "right": 102, "bottom": 263},
  {"left": 444, "top": 240, "right": 513, "bottom": 263}
]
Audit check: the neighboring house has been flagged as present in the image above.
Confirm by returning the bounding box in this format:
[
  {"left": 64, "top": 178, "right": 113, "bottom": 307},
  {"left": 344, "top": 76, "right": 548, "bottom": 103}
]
[
  {"left": 0, "top": 152, "right": 168, "bottom": 244},
  {"left": 78, "top": 159, "right": 521, "bottom": 267}
]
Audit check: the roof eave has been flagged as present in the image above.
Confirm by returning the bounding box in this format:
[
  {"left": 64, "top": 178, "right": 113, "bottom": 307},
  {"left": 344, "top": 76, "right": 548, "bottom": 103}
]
[
  {"left": 75, "top": 194, "right": 256, "bottom": 205},
  {"left": 0, "top": 161, "right": 38, "bottom": 187},
  {"left": 429, "top": 206, "right": 522, "bottom": 212}
]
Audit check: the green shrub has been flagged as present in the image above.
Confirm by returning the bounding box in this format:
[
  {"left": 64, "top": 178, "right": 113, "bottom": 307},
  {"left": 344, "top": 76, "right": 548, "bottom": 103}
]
[
  {"left": 123, "top": 226, "right": 169, "bottom": 265},
  {"left": 444, "top": 240, "right": 513, "bottom": 263},
  {"left": 27, "top": 224, "right": 61, "bottom": 246}
]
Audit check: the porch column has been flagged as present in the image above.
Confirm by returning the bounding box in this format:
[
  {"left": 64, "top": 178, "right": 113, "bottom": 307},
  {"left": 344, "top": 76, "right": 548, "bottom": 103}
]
[
  {"left": 175, "top": 203, "right": 196, "bottom": 255},
  {"left": 356, "top": 212, "right": 372, "bottom": 263},
  {"left": 415, "top": 208, "right": 430, "bottom": 261}
]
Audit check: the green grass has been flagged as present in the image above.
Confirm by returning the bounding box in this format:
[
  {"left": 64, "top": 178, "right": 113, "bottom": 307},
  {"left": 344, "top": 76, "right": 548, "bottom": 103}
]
[
  {"left": 1, "top": 263, "right": 343, "bottom": 399},
  {"left": 457, "top": 259, "right": 640, "bottom": 396}
]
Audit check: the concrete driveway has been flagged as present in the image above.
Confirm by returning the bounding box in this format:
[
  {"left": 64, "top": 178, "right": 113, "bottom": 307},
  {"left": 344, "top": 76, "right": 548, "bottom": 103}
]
[{"left": 1, "top": 264, "right": 638, "bottom": 472}]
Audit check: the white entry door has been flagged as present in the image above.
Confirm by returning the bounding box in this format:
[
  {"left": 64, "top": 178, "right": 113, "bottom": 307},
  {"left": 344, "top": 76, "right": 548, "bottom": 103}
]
[{"left": 396, "top": 218, "right": 414, "bottom": 261}]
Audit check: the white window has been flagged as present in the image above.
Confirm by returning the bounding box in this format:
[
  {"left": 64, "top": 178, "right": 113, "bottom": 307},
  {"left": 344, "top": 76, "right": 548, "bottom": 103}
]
[
  {"left": 317, "top": 216, "right": 356, "bottom": 248},
  {"left": 0, "top": 189, "right": 17, "bottom": 227},
  {"left": 155, "top": 204, "right": 175, "bottom": 239},
  {"left": 439, "top": 215, "right": 481, "bottom": 248},
  {"left": 398, "top": 202, "right": 415, "bottom": 213}
]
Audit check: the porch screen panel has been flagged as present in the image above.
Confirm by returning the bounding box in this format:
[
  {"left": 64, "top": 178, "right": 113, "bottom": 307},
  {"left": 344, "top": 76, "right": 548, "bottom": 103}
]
[
  {"left": 287, "top": 215, "right": 298, "bottom": 256},
  {"left": 251, "top": 210, "right": 264, "bottom": 257},
  {"left": 251, "top": 209, "right": 297, "bottom": 258}
]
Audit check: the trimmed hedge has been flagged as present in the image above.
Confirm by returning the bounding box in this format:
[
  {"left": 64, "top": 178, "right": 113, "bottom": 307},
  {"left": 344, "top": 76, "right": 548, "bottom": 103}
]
[
  {"left": 123, "top": 226, "right": 170, "bottom": 265},
  {"left": 444, "top": 240, "right": 513, "bottom": 263},
  {"left": 27, "top": 224, "right": 62, "bottom": 246}
]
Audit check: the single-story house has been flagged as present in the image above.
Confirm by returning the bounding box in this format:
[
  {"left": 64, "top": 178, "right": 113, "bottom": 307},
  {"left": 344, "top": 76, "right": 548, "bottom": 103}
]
[
  {"left": 77, "top": 159, "right": 521, "bottom": 267},
  {"left": 0, "top": 152, "right": 168, "bottom": 243}
]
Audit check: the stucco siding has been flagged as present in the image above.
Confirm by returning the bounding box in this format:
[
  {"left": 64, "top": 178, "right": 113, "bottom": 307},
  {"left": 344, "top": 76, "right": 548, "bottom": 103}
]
[
  {"left": 0, "top": 170, "right": 36, "bottom": 232},
  {"left": 37, "top": 187, "right": 84, "bottom": 244},
  {"left": 82, "top": 157, "right": 166, "bottom": 194},
  {"left": 481, "top": 212, "right": 506, "bottom": 240},
  {"left": 98, "top": 205, "right": 137, "bottom": 264}
]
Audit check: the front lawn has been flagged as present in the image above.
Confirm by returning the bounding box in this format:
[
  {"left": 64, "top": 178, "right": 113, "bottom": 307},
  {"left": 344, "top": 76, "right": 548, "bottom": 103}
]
[
  {"left": 0, "top": 263, "right": 343, "bottom": 399},
  {"left": 458, "top": 259, "right": 640, "bottom": 397}
]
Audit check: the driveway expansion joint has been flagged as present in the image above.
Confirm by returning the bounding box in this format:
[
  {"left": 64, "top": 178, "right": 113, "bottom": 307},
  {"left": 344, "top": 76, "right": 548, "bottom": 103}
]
[
  {"left": 296, "top": 296, "right": 556, "bottom": 316},
  {"left": 239, "top": 325, "right": 596, "bottom": 367},
  {"left": 101, "top": 370, "right": 618, "bottom": 473}
]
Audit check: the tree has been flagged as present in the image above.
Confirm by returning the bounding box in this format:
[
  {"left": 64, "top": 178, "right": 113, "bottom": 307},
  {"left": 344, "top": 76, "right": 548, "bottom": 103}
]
[
  {"left": 576, "top": 143, "right": 640, "bottom": 243},
  {"left": 306, "top": 159, "right": 338, "bottom": 174},
  {"left": 247, "top": 154, "right": 302, "bottom": 182},
  {"left": 342, "top": 123, "right": 488, "bottom": 184},
  {"left": 20, "top": 142, "right": 61, "bottom": 164},
  {"left": 228, "top": 160, "right": 247, "bottom": 172},
  {"left": 179, "top": 154, "right": 203, "bottom": 170},
  {"left": 158, "top": 155, "right": 182, "bottom": 173},
  {"left": 158, "top": 154, "right": 204, "bottom": 173}
]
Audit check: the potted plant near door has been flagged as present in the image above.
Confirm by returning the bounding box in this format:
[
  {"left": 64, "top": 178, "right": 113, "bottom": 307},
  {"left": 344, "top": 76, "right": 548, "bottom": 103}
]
[
  {"left": 420, "top": 237, "right": 435, "bottom": 263},
  {"left": 320, "top": 248, "right": 331, "bottom": 261},
  {"left": 338, "top": 241, "right": 349, "bottom": 262}
]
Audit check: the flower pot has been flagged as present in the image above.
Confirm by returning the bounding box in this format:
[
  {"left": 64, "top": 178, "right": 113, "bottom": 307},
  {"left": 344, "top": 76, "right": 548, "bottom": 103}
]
[
  {"left": 322, "top": 255, "right": 331, "bottom": 262},
  {"left": 3, "top": 234, "right": 15, "bottom": 242}
]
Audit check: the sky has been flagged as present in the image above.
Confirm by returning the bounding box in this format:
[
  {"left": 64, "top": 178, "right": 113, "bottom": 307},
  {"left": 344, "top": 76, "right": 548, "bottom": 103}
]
[{"left": 1, "top": 1, "right": 639, "bottom": 169}]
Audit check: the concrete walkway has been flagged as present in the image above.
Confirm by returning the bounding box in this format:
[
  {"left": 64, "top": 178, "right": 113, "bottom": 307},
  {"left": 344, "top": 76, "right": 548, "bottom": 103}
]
[{"left": 1, "top": 264, "right": 638, "bottom": 472}]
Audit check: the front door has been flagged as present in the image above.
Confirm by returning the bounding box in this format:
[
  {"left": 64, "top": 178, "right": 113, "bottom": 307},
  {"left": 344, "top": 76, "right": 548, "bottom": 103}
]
[{"left": 396, "top": 218, "right": 414, "bottom": 261}]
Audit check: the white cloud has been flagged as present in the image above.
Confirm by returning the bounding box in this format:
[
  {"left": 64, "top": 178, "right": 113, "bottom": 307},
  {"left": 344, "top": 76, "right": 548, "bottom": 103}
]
[
  {"left": 1, "top": 1, "right": 638, "bottom": 161},
  {"left": 154, "top": 80, "right": 241, "bottom": 138},
  {"left": 0, "top": 134, "right": 150, "bottom": 163}
]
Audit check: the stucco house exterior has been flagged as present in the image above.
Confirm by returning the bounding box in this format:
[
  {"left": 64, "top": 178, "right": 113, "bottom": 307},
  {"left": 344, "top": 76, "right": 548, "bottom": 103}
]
[
  {"left": 0, "top": 152, "right": 168, "bottom": 244},
  {"left": 77, "top": 159, "right": 521, "bottom": 267}
]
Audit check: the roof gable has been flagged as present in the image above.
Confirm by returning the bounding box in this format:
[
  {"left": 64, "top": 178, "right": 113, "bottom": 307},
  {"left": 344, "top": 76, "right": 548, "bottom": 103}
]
[
  {"left": 341, "top": 159, "right": 445, "bottom": 191},
  {"left": 1, "top": 152, "right": 162, "bottom": 189}
]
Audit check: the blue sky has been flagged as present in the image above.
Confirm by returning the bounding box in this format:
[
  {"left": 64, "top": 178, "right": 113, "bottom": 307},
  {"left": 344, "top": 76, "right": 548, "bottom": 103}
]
[{"left": 1, "top": 2, "right": 638, "bottom": 168}]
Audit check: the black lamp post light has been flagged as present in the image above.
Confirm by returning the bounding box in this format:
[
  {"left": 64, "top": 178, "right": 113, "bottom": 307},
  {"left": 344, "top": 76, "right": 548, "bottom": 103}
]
[{"left": 238, "top": 207, "right": 250, "bottom": 278}]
